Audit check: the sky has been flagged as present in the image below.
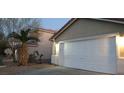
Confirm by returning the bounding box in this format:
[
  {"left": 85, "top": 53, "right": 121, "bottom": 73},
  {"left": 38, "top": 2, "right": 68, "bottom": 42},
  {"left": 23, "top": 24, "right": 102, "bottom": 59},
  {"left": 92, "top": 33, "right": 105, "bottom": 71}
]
[{"left": 41, "top": 18, "right": 71, "bottom": 31}]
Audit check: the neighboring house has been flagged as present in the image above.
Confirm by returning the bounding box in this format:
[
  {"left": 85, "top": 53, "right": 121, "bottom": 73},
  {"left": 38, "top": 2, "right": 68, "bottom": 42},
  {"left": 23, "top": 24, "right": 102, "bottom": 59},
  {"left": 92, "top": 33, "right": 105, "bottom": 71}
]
[
  {"left": 50, "top": 18, "right": 124, "bottom": 74},
  {"left": 28, "top": 28, "right": 55, "bottom": 63}
]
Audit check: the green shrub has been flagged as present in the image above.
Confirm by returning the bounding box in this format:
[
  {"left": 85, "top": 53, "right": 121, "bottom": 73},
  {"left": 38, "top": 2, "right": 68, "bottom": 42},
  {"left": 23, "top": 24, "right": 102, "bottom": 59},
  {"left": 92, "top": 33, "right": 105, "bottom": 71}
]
[
  {"left": 0, "top": 56, "right": 4, "bottom": 65},
  {"left": 0, "top": 40, "right": 10, "bottom": 55}
]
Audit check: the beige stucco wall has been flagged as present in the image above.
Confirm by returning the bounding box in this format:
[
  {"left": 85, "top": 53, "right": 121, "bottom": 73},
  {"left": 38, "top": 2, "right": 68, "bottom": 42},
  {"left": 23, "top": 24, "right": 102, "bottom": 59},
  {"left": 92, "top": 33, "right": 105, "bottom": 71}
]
[
  {"left": 55, "top": 19, "right": 124, "bottom": 42},
  {"left": 28, "top": 32, "right": 54, "bottom": 60}
]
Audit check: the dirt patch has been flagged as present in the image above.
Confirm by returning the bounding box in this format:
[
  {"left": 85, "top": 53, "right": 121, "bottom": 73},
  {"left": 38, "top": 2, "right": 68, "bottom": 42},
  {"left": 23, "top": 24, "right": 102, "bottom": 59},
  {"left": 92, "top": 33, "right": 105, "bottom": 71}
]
[{"left": 0, "top": 58, "right": 54, "bottom": 75}]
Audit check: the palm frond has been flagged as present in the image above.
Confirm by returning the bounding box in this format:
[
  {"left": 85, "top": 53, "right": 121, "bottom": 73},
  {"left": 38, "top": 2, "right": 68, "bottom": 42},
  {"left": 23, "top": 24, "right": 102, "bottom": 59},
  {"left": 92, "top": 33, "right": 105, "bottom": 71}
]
[
  {"left": 20, "top": 30, "right": 26, "bottom": 37},
  {"left": 8, "top": 32, "right": 21, "bottom": 39},
  {"left": 20, "top": 29, "right": 31, "bottom": 36},
  {"left": 27, "top": 36, "right": 40, "bottom": 42},
  {"left": 25, "top": 28, "right": 31, "bottom": 34},
  {"left": 8, "top": 29, "right": 39, "bottom": 43}
]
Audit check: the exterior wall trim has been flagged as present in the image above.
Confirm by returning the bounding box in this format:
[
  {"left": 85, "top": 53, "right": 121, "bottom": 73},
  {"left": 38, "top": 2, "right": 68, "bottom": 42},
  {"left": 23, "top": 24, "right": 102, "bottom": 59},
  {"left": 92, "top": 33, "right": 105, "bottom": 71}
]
[
  {"left": 58, "top": 33, "right": 118, "bottom": 43},
  {"left": 92, "top": 18, "right": 124, "bottom": 25}
]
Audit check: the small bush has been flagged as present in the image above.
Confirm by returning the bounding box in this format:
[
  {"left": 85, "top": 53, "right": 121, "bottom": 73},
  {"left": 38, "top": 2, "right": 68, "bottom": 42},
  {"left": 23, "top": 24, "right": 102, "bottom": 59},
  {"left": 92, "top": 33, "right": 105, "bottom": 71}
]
[
  {"left": 0, "top": 40, "right": 10, "bottom": 55},
  {"left": 0, "top": 56, "right": 4, "bottom": 65}
]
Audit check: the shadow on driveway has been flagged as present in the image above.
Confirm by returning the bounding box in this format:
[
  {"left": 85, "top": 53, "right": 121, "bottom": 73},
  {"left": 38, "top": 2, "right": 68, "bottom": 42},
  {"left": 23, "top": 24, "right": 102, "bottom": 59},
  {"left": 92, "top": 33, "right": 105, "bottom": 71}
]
[{"left": 19, "top": 65, "right": 105, "bottom": 75}]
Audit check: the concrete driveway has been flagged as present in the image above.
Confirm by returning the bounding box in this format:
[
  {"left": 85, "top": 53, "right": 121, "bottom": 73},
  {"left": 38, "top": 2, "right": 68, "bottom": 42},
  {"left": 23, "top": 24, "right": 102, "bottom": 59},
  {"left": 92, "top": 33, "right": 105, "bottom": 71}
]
[{"left": 19, "top": 65, "right": 105, "bottom": 75}]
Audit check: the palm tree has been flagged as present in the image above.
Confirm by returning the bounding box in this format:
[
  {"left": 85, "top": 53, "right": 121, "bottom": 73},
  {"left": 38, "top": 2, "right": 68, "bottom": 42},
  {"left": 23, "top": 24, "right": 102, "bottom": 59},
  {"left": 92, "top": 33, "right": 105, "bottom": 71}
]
[{"left": 8, "top": 29, "right": 40, "bottom": 66}]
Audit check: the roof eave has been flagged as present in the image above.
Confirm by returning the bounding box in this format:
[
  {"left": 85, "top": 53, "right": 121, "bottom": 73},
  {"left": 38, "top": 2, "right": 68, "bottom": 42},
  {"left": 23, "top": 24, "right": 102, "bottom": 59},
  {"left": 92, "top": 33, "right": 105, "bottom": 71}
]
[
  {"left": 49, "top": 18, "right": 78, "bottom": 41},
  {"left": 50, "top": 18, "right": 124, "bottom": 41},
  {"left": 92, "top": 18, "right": 124, "bottom": 25}
]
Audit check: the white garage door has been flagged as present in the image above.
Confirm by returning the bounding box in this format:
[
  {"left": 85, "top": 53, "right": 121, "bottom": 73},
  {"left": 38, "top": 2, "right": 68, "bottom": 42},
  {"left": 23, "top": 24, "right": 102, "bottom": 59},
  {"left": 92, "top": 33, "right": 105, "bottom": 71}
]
[{"left": 59, "top": 37, "right": 117, "bottom": 74}]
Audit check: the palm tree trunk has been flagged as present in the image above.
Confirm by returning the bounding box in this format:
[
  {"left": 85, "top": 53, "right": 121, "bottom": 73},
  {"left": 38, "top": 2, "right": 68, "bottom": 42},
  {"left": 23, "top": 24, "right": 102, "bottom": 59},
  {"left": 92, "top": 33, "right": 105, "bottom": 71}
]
[
  {"left": 18, "top": 43, "right": 29, "bottom": 66},
  {"left": 12, "top": 48, "right": 17, "bottom": 63}
]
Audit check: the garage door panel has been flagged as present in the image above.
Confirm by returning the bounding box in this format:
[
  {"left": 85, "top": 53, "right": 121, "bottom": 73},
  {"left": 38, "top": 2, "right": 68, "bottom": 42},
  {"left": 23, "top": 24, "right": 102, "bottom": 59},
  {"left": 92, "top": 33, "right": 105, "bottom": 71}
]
[
  {"left": 64, "top": 56, "right": 115, "bottom": 73},
  {"left": 62, "top": 37, "right": 117, "bottom": 74},
  {"left": 64, "top": 55, "right": 109, "bottom": 66}
]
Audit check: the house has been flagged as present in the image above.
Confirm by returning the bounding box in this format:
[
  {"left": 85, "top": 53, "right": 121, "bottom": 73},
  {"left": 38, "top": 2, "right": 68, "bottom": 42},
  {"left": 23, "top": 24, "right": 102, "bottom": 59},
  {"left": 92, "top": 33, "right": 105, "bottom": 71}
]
[
  {"left": 28, "top": 28, "right": 55, "bottom": 63},
  {"left": 50, "top": 18, "right": 124, "bottom": 74}
]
